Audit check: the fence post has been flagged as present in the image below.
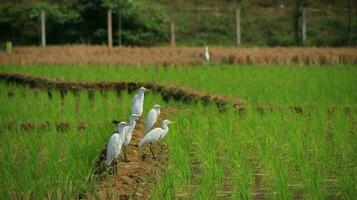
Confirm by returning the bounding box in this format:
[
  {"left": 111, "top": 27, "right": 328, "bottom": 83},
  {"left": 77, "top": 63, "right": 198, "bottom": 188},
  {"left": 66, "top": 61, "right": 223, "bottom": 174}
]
[
  {"left": 107, "top": 9, "right": 113, "bottom": 48},
  {"left": 347, "top": 0, "right": 352, "bottom": 45},
  {"left": 236, "top": 9, "right": 241, "bottom": 46},
  {"left": 170, "top": 20, "right": 176, "bottom": 47},
  {"left": 6, "top": 41, "right": 12, "bottom": 53},
  {"left": 118, "top": 10, "right": 122, "bottom": 46},
  {"left": 41, "top": 9, "right": 46, "bottom": 47},
  {"left": 301, "top": 8, "right": 306, "bottom": 43}
]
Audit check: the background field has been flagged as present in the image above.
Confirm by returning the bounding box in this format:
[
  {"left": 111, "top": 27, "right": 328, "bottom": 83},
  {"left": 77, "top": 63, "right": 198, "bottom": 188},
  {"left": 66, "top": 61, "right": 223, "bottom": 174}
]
[
  {"left": 0, "top": 64, "right": 356, "bottom": 199},
  {"left": 1, "top": 46, "right": 356, "bottom": 66}
]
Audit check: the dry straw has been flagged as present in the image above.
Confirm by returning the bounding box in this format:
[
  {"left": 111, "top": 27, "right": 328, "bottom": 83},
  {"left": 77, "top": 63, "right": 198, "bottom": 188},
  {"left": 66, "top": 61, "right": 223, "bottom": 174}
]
[{"left": 0, "top": 45, "right": 356, "bottom": 66}]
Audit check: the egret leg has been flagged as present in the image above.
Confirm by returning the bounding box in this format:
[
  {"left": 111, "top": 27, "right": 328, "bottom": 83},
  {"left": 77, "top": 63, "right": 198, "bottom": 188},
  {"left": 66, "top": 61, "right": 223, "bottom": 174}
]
[
  {"left": 149, "top": 143, "right": 156, "bottom": 158},
  {"left": 112, "top": 161, "right": 115, "bottom": 174},
  {"left": 124, "top": 146, "right": 129, "bottom": 163}
]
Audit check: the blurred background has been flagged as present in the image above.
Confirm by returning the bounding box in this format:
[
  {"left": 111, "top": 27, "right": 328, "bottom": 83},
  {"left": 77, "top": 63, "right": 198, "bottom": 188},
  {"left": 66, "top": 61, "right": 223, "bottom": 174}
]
[{"left": 0, "top": 0, "right": 356, "bottom": 47}]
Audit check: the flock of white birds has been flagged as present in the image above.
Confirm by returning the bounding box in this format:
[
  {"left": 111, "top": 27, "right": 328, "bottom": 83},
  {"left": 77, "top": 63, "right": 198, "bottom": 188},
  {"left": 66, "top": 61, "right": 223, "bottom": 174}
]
[{"left": 106, "top": 87, "right": 174, "bottom": 174}]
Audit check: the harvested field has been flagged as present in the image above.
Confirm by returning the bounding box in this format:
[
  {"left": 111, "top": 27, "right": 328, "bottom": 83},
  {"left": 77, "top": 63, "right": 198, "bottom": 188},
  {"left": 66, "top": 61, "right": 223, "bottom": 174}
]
[{"left": 0, "top": 46, "right": 356, "bottom": 66}]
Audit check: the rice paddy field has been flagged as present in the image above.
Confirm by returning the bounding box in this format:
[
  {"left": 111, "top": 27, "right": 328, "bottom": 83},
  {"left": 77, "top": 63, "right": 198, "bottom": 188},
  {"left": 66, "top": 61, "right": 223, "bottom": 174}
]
[{"left": 0, "top": 64, "right": 356, "bottom": 199}]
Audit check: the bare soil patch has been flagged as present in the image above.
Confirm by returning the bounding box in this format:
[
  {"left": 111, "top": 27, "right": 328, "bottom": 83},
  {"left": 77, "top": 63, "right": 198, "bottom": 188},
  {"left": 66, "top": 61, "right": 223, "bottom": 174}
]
[{"left": 91, "top": 128, "right": 168, "bottom": 200}]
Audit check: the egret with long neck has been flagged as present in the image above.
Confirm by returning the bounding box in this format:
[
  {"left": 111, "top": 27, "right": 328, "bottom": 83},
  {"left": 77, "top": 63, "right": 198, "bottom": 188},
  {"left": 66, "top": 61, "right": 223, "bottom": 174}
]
[
  {"left": 204, "top": 46, "right": 210, "bottom": 62},
  {"left": 144, "top": 104, "right": 161, "bottom": 134},
  {"left": 132, "top": 87, "right": 148, "bottom": 117},
  {"left": 138, "top": 119, "right": 174, "bottom": 158},
  {"left": 106, "top": 121, "right": 128, "bottom": 174}
]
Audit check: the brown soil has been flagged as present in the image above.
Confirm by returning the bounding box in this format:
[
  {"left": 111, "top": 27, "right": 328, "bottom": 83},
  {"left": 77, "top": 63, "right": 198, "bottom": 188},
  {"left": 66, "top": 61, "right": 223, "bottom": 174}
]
[
  {"left": 89, "top": 129, "right": 168, "bottom": 200},
  {"left": 0, "top": 46, "right": 356, "bottom": 66}
]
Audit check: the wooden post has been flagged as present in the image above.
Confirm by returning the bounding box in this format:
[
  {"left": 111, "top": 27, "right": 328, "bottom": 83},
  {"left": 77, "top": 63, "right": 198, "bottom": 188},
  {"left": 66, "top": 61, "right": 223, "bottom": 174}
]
[
  {"left": 170, "top": 20, "right": 176, "bottom": 47},
  {"left": 347, "top": 0, "right": 352, "bottom": 45},
  {"left": 118, "top": 10, "right": 122, "bottom": 46},
  {"left": 107, "top": 9, "right": 113, "bottom": 48},
  {"left": 236, "top": 9, "right": 241, "bottom": 46},
  {"left": 301, "top": 8, "right": 306, "bottom": 43},
  {"left": 6, "top": 41, "right": 12, "bottom": 53},
  {"left": 41, "top": 9, "right": 46, "bottom": 47}
]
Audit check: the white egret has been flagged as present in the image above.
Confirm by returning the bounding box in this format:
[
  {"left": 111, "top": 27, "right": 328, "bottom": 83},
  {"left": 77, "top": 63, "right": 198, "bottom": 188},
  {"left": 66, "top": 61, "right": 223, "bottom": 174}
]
[
  {"left": 138, "top": 119, "right": 174, "bottom": 158},
  {"left": 106, "top": 121, "right": 128, "bottom": 174},
  {"left": 122, "top": 114, "right": 140, "bottom": 162},
  {"left": 144, "top": 104, "right": 161, "bottom": 134},
  {"left": 132, "top": 87, "right": 148, "bottom": 117},
  {"left": 204, "top": 46, "right": 210, "bottom": 62}
]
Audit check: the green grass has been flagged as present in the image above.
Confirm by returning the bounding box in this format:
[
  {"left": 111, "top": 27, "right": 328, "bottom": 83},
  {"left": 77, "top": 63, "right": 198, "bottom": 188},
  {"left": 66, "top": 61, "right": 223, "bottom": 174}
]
[
  {"left": 150, "top": 103, "right": 356, "bottom": 199},
  {"left": 0, "top": 64, "right": 356, "bottom": 199},
  {"left": 0, "top": 64, "right": 356, "bottom": 106},
  {"left": 0, "top": 83, "right": 176, "bottom": 199}
]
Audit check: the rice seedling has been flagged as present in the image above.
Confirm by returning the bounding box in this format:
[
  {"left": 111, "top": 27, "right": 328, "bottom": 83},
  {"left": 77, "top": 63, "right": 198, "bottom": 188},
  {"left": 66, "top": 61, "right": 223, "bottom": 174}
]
[
  {"left": 0, "top": 64, "right": 355, "bottom": 106},
  {"left": 0, "top": 63, "right": 355, "bottom": 199}
]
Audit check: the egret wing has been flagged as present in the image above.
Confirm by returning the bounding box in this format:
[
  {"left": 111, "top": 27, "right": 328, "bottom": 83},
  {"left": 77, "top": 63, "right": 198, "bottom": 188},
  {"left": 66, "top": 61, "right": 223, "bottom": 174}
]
[
  {"left": 144, "top": 109, "right": 157, "bottom": 134},
  {"left": 138, "top": 128, "right": 163, "bottom": 147},
  {"left": 132, "top": 94, "right": 140, "bottom": 115},
  {"left": 117, "top": 131, "right": 126, "bottom": 155},
  {"left": 123, "top": 125, "right": 131, "bottom": 146},
  {"left": 106, "top": 133, "right": 119, "bottom": 165}
]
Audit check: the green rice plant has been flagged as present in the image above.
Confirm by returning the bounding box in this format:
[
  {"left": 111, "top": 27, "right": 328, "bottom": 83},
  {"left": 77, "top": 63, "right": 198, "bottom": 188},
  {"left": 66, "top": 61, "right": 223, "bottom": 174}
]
[
  {"left": 0, "top": 64, "right": 356, "bottom": 106},
  {"left": 0, "top": 64, "right": 356, "bottom": 199}
]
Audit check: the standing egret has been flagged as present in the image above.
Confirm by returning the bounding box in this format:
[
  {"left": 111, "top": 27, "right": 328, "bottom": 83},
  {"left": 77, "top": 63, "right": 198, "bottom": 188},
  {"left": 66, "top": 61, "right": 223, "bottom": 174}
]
[
  {"left": 204, "top": 46, "right": 210, "bottom": 62},
  {"left": 106, "top": 121, "right": 128, "bottom": 174},
  {"left": 123, "top": 114, "right": 140, "bottom": 162},
  {"left": 138, "top": 119, "right": 174, "bottom": 158},
  {"left": 144, "top": 104, "right": 161, "bottom": 134},
  {"left": 132, "top": 87, "right": 148, "bottom": 117}
]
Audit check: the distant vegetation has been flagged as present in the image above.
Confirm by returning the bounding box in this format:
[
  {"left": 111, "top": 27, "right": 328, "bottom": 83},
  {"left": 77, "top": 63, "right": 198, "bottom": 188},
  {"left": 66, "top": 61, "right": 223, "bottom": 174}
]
[{"left": 0, "top": 0, "right": 356, "bottom": 46}]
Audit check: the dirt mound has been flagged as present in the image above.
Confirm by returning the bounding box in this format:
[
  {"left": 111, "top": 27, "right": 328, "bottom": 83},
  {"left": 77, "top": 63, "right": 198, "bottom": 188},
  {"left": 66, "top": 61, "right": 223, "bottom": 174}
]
[{"left": 90, "top": 129, "right": 168, "bottom": 200}]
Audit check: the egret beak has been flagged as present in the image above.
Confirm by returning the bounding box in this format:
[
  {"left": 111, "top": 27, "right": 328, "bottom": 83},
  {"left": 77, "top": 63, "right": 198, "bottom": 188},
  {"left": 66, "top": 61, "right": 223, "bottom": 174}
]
[{"left": 169, "top": 121, "right": 175, "bottom": 124}]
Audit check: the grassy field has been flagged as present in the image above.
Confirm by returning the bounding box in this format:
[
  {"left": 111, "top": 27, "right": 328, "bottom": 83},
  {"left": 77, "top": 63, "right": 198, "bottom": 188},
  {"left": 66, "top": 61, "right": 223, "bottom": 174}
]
[
  {"left": 0, "top": 64, "right": 356, "bottom": 199},
  {"left": 0, "top": 83, "right": 175, "bottom": 199},
  {"left": 0, "top": 65, "right": 356, "bottom": 106}
]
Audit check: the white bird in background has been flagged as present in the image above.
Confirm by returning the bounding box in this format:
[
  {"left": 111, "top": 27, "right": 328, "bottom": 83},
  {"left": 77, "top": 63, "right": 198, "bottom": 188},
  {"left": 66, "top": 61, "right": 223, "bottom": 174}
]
[
  {"left": 144, "top": 104, "right": 161, "bottom": 134},
  {"left": 138, "top": 119, "right": 174, "bottom": 158},
  {"left": 106, "top": 121, "right": 128, "bottom": 174},
  {"left": 122, "top": 114, "right": 140, "bottom": 162},
  {"left": 204, "top": 46, "right": 210, "bottom": 62},
  {"left": 132, "top": 87, "right": 148, "bottom": 117}
]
